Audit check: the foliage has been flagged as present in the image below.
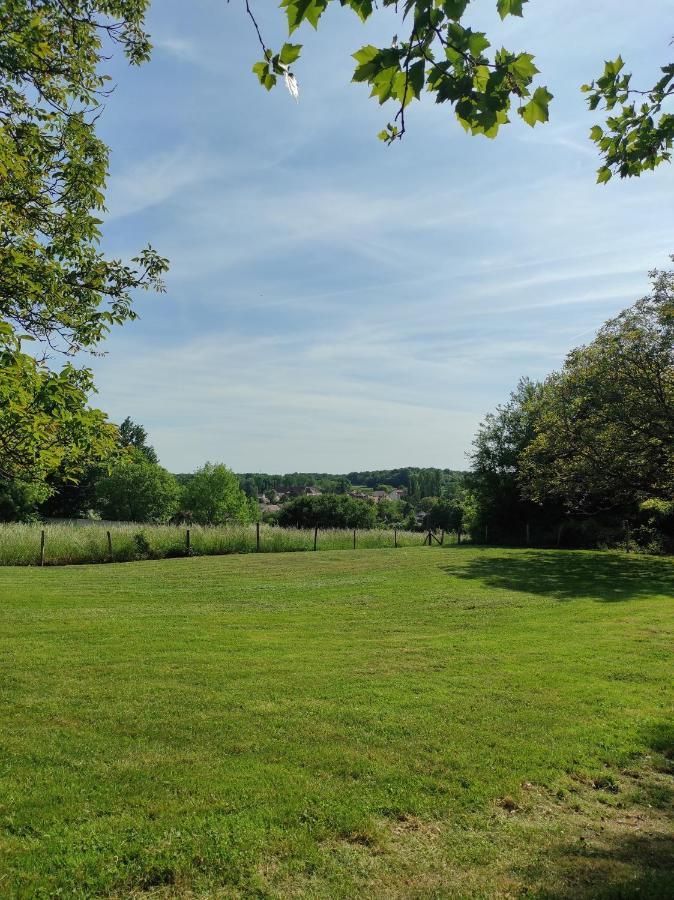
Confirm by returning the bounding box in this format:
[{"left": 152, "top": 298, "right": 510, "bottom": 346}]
[
  {"left": 248, "top": 1, "right": 550, "bottom": 144},
  {"left": 118, "top": 417, "right": 158, "bottom": 463},
  {"left": 0, "top": 330, "right": 119, "bottom": 485},
  {"left": 95, "top": 452, "right": 180, "bottom": 523},
  {"left": 468, "top": 377, "right": 562, "bottom": 543},
  {"left": 0, "top": 478, "right": 47, "bottom": 522},
  {"left": 584, "top": 55, "right": 674, "bottom": 182},
  {"left": 244, "top": 1, "right": 673, "bottom": 181},
  {"left": 426, "top": 498, "right": 464, "bottom": 533},
  {"left": 0, "top": 0, "right": 167, "bottom": 489},
  {"left": 181, "top": 462, "right": 254, "bottom": 526},
  {"left": 278, "top": 493, "right": 377, "bottom": 529},
  {"left": 375, "top": 498, "right": 406, "bottom": 525},
  {"left": 521, "top": 263, "right": 674, "bottom": 515}
]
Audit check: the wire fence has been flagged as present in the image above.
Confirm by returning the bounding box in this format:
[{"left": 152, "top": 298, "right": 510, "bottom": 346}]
[{"left": 0, "top": 522, "right": 457, "bottom": 567}]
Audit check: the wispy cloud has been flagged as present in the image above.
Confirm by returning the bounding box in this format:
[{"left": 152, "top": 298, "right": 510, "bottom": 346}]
[{"left": 92, "top": 0, "right": 674, "bottom": 472}]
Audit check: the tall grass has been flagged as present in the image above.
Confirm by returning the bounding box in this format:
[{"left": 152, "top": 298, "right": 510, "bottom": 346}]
[{"left": 0, "top": 522, "right": 433, "bottom": 566}]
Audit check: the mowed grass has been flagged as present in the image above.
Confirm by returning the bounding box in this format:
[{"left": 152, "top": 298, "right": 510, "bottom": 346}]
[{"left": 0, "top": 547, "right": 672, "bottom": 898}]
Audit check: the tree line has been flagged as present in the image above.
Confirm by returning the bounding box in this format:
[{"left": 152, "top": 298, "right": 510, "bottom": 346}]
[{"left": 465, "top": 262, "right": 674, "bottom": 553}]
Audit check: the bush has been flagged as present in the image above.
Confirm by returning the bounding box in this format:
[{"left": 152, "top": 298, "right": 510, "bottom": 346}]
[{"left": 278, "top": 494, "right": 377, "bottom": 529}]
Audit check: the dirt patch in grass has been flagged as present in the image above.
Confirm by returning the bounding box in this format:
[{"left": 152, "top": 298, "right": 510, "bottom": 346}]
[{"left": 256, "top": 756, "right": 673, "bottom": 899}]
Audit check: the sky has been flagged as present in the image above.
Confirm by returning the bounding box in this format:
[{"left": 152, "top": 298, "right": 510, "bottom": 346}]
[{"left": 91, "top": 0, "right": 674, "bottom": 474}]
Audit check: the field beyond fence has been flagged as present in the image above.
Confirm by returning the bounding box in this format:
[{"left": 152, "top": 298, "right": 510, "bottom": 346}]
[{"left": 0, "top": 522, "right": 441, "bottom": 567}]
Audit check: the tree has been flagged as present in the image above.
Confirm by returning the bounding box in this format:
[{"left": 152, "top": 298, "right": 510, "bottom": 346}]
[
  {"left": 0, "top": 478, "right": 47, "bottom": 522},
  {"left": 181, "top": 463, "right": 254, "bottom": 525},
  {"left": 0, "top": 333, "right": 118, "bottom": 485},
  {"left": 95, "top": 453, "right": 180, "bottom": 523},
  {"left": 243, "top": 1, "right": 672, "bottom": 180},
  {"left": 0, "top": 1, "right": 167, "bottom": 489},
  {"left": 520, "top": 262, "right": 674, "bottom": 514},
  {"left": 118, "top": 417, "right": 158, "bottom": 463},
  {"left": 426, "top": 499, "right": 463, "bottom": 534},
  {"left": 278, "top": 494, "right": 377, "bottom": 529},
  {"left": 468, "top": 377, "right": 562, "bottom": 543}
]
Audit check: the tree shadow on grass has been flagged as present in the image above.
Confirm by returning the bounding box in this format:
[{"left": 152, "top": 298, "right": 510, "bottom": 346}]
[
  {"left": 447, "top": 550, "right": 674, "bottom": 603},
  {"left": 530, "top": 723, "right": 674, "bottom": 899}
]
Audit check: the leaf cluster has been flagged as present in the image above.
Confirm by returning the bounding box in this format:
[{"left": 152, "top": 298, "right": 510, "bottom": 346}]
[
  {"left": 248, "top": 0, "right": 551, "bottom": 143},
  {"left": 584, "top": 56, "right": 674, "bottom": 182}
]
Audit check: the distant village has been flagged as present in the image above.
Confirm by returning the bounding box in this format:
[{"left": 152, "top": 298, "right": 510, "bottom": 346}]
[{"left": 258, "top": 485, "right": 407, "bottom": 516}]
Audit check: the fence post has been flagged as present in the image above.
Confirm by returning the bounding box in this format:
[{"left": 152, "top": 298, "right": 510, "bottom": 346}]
[
  {"left": 107, "top": 530, "right": 113, "bottom": 561},
  {"left": 40, "top": 530, "right": 45, "bottom": 567},
  {"left": 457, "top": 527, "right": 461, "bottom": 546},
  {"left": 313, "top": 525, "right": 318, "bottom": 551},
  {"left": 394, "top": 528, "right": 397, "bottom": 548},
  {"left": 427, "top": 530, "right": 433, "bottom": 546},
  {"left": 256, "top": 521, "right": 261, "bottom": 552},
  {"left": 440, "top": 530, "right": 445, "bottom": 546},
  {"left": 353, "top": 528, "right": 356, "bottom": 550},
  {"left": 186, "top": 528, "right": 190, "bottom": 555}
]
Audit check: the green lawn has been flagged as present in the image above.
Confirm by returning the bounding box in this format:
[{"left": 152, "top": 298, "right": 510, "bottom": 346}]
[{"left": 0, "top": 547, "right": 672, "bottom": 898}]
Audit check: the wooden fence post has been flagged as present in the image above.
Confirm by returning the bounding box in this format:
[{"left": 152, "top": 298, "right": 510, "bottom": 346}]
[
  {"left": 107, "top": 530, "right": 113, "bottom": 560},
  {"left": 40, "top": 530, "right": 45, "bottom": 567},
  {"left": 353, "top": 529, "right": 356, "bottom": 550},
  {"left": 256, "top": 521, "right": 261, "bottom": 552},
  {"left": 394, "top": 528, "right": 397, "bottom": 548},
  {"left": 457, "top": 527, "right": 461, "bottom": 546},
  {"left": 313, "top": 525, "right": 318, "bottom": 551},
  {"left": 186, "top": 528, "right": 190, "bottom": 555},
  {"left": 427, "top": 530, "right": 433, "bottom": 546},
  {"left": 440, "top": 530, "right": 445, "bottom": 546}
]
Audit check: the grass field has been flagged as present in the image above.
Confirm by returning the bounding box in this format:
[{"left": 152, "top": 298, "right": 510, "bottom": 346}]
[
  {"left": 0, "top": 547, "right": 672, "bottom": 898},
  {"left": 0, "top": 522, "right": 428, "bottom": 566}
]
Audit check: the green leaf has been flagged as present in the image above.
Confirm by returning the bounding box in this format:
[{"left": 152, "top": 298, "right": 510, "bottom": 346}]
[
  {"left": 281, "top": 0, "right": 329, "bottom": 33},
  {"left": 407, "top": 59, "right": 425, "bottom": 100},
  {"left": 279, "top": 43, "right": 302, "bottom": 65},
  {"left": 497, "top": 0, "right": 528, "bottom": 19},
  {"left": 596, "top": 166, "right": 612, "bottom": 184},
  {"left": 442, "top": 0, "right": 470, "bottom": 19},
  {"left": 519, "top": 86, "right": 553, "bottom": 127},
  {"left": 509, "top": 53, "right": 539, "bottom": 83}
]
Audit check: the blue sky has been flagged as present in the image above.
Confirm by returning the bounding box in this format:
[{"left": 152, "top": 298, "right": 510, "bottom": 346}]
[{"left": 91, "top": 0, "right": 674, "bottom": 473}]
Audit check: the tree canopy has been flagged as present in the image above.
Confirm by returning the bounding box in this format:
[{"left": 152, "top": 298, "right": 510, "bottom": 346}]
[
  {"left": 467, "top": 259, "right": 674, "bottom": 551},
  {"left": 95, "top": 452, "right": 180, "bottom": 523},
  {"left": 182, "top": 463, "right": 255, "bottom": 525},
  {"left": 244, "top": 1, "right": 673, "bottom": 181},
  {"left": 0, "top": 1, "right": 167, "bottom": 491}
]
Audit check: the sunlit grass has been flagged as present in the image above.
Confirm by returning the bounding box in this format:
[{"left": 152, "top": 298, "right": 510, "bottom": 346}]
[{"left": 0, "top": 547, "right": 672, "bottom": 896}]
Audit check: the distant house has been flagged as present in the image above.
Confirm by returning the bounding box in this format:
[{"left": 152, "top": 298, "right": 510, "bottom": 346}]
[
  {"left": 282, "top": 486, "right": 322, "bottom": 498},
  {"left": 369, "top": 489, "right": 405, "bottom": 504}
]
